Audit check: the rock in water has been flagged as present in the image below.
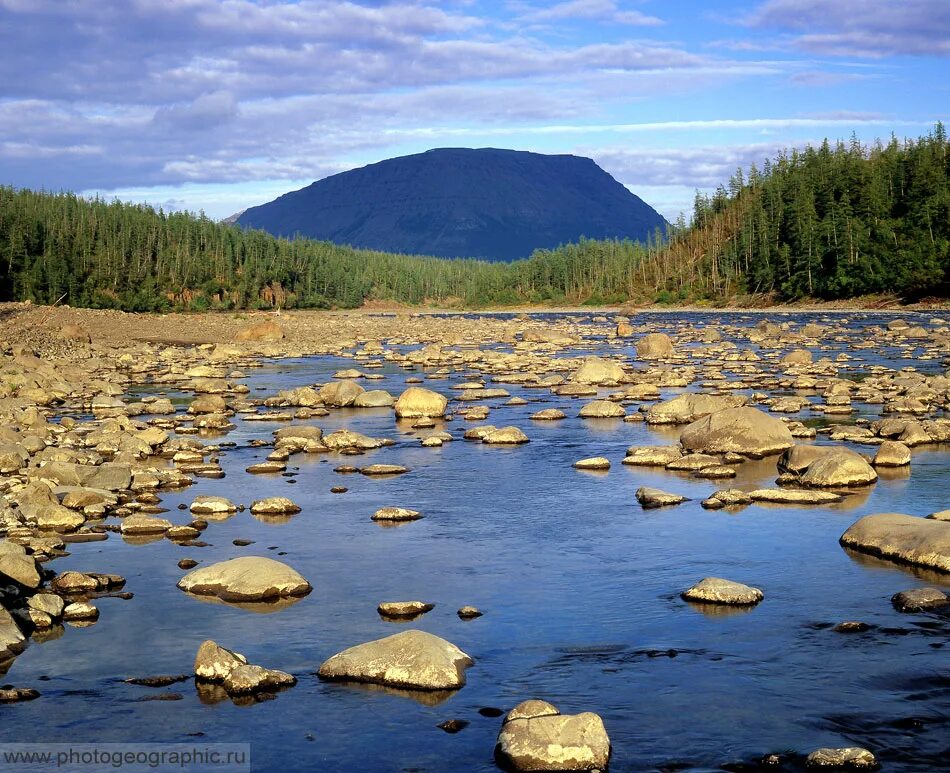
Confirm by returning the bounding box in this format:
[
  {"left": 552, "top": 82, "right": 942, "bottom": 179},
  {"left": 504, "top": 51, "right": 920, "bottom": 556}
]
[
  {"left": 636, "top": 332, "right": 674, "bottom": 359},
  {"left": 891, "top": 587, "right": 948, "bottom": 612},
  {"left": 194, "top": 640, "right": 248, "bottom": 681},
  {"left": 570, "top": 357, "right": 625, "bottom": 385},
  {"left": 177, "top": 556, "right": 312, "bottom": 601},
  {"left": 679, "top": 407, "right": 794, "bottom": 457},
  {"left": 317, "top": 630, "right": 473, "bottom": 690},
  {"left": 636, "top": 487, "right": 688, "bottom": 509},
  {"left": 494, "top": 699, "right": 611, "bottom": 772},
  {"left": 839, "top": 514, "right": 950, "bottom": 572},
  {"left": 0, "top": 608, "right": 26, "bottom": 662},
  {"left": 0, "top": 542, "right": 40, "bottom": 588},
  {"left": 805, "top": 747, "right": 877, "bottom": 769},
  {"left": 394, "top": 387, "right": 448, "bottom": 418},
  {"left": 223, "top": 664, "right": 296, "bottom": 695},
  {"left": 681, "top": 577, "right": 764, "bottom": 606}
]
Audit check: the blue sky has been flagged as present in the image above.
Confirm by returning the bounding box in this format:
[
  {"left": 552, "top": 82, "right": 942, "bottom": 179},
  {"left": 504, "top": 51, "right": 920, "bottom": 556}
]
[{"left": 0, "top": 0, "right": 947, "bottom": 221}]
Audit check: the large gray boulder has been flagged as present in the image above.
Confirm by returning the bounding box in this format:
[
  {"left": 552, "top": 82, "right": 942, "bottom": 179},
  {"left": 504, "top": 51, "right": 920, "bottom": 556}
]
[
  {"left": 840, "top": 514, "right": 950, "bottom": 572},
  {"left": 680, "top": 407, "right": 794, "bottom": 458},
  {"left": 177, "top": 557, "right": 312, "bottom": 601},
  {"left": 495, "top": 699, "right": 611, "bottom": 771},
  {"left": 317, "top": 630, "right": 473, "bottom": 690}
]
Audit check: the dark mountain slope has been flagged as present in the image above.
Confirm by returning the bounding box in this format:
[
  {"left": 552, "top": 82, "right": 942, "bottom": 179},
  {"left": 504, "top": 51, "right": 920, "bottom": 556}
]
[{"left": 236, "top": 148, "right": 667, "bottom": 260}]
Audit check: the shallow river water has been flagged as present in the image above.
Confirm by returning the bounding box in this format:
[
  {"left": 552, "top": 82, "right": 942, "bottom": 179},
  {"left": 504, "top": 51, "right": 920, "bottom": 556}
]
[{"left": 2, "top": 311, "right": 948, "bottom": 772}]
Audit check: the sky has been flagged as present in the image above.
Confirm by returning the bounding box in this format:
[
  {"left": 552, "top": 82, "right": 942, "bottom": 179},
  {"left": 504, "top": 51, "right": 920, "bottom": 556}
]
[{"left": 0, "top": 0, "right": 948, "bottom": 223}]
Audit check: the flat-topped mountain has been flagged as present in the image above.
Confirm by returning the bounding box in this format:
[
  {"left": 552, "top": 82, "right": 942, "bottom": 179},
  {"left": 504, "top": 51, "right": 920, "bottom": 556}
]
[{"left": 236, "top": 148, "right": 667, "bottom": 261}]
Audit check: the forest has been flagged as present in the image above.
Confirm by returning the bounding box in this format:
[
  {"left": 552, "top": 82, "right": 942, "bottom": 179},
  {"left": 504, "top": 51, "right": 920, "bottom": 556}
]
[{"left": 0, "top": 125, "right": 947, "bottom": 310}]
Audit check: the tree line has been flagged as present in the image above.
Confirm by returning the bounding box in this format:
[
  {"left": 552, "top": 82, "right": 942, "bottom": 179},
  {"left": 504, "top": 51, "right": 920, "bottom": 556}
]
[{"left": 0, "top": 124, "right": 946, "bottom": 310}]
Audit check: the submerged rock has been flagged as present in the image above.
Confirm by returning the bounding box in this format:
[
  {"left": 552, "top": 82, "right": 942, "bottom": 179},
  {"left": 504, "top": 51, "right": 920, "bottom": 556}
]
[
  {"left": 317, "top": 629, "right": 473, "bottom": 690},
  {"left": 177, "top": 556, "right": 312, "bottom": 601},
  {"left": 494, "top": 699, "right": 611, "bottom": 772}
]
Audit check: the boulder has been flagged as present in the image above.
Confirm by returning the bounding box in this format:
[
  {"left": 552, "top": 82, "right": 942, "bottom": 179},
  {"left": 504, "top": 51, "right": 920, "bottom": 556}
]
[
  {"left": 250, "top": 497, "right": 301, "bottom": 515},
  {"left": 223, "top": 664, "right": 296, "bottom": 695},
  {"left": 872, "top": 440, "right": 911, "bottom": 467},
  {"left": 782, "top": 349, "right": 813, "bottom": 365},
  {"left": 352, "top": 390, "right": 395, "bottom": 408},
  {"left": 190, "top": 496, "right": 238, "bottom": 515},
  {"left": 495, "top": 700, "right": 611, "bottom": 772},
  {"left": 805, "top": 747, "right": 877, "bottom": 769},
  {"left": 636, "top": 487, "right": 688, "bottom": 509},
  {"left": 747, "top": 489, "right": 842, "bottom": 505},
  {"left": 573, "top": 457, "right": 610, "bottom": 471},
  {"left": 234, "top": 320, "right": 284, "bottom": 342},
  {"left": 177, "top": 556, "right": 312, "bottom": 601},
  {"left": 194, "top": 640, "right": 248, "bottom": 681},
  {"left": 622, "top": 446, "right": 682, "bottom": 466},
  {"left": 0, "top": 607, "right": 26, "bottom": 662},
  {"left": 680, "top": 407, "right": 794, "bottom": 458},
  {"left": 394, "top": 387, "right": 448, "bottom": 418},
  {"left": 530, "top": 409, "right": 566, "bottom": 421},
  {"left": 799, "top": 448, "right": 877, "bottom": 487},
  {"left": 317, "top": 629, "right": 473, "bottom": 690},
  {"left": 372, "top": 507, "right": 422, "bottom": 522},
  {"left": 840, "top": 514, "right": 950, "bottom": 572},
  {"left": 890, "top": 587, "right": 948, "bottom": 612},
  {"left": 578, "top": 400, "right": 625, "bottom": 418},
  {"left": 681, "top": 577, "right": 763, "bottom": 606},
  {"left": 646, "top": 394, "right": 747, "bottom": 425},
  {"left": 120, "top": 513, "right": 172, "bottom": 535},
  {"left": 570, "top": 357, "right": 624, "bottom": 385},
  {"left": 636, "top": 333, "right": 674, "bottom": 359},
  {"left": 483, "top": 427, "right": 529, "bottom": 444},
  {"left": 377, "top": 601, "right": 434, "bottom": 618},
  {"left": 0, "top": 542, "right": 40, "bottom": 588},
  {"left": 319, "top": 380, "right": 364, "bottom": 407}
]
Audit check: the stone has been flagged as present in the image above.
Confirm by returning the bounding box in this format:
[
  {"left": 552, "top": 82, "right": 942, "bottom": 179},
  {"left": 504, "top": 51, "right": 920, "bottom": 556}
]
[
  {"left": 646, "top": 394, "right": 747, "bottom": 425},
  {"left": 319, "top": 380, "right": 365, "bottom": 407},
  {"left": 394, "top": 387, "right": 448, "bottom": 418},
  {"left": 483, "top": 427, "right": 529, "bottom": 444},
  {"left": 223, "top": 664, "right": 296, "bottom": 695},
  {"left": 377, "top": 601, "right": 434, "bottom": 618},
  {"left": 372, "top": 507, "right": 422, "bottom": 522},
  {"left": 235, "top": 320, "right": 284, "bottom": 342},
  {"left": 805, "top": 747, "right": 877, "bottom": 769},
  {"left": 317, "top": 629, "right": 473, "bottom": 690},
  {"left": 322, "top": 429, "right": 385, "bottom": 450},
  {"left": 190, "top": 496, "right": 238, "bottom": 515},
  {"left": 573, "top": 457, "right": 610, "bottom": 470},
  {"left": 457, "top": 606, "right": 483, "bottom": 619},
  {"left": 747, "top": 489, "right": 843, "bottom": 505},
  {"left": 636, "top": 332, "right": 674, "bottom": 359},
  {"left": 0, "top": 607, "right": 26, "bottom": 662},
  {"left": 120, "top": 513, "right": 172, "bottom": 535},
  {"left": 681, "top": 577, "right": 763, "bottom": 606},
  {"left": 928, "top": 509, "right": 950, "bottom": 521},
  {"left": 28, "top": 593, "right": 64, "bottom": 618},
  {"left": 495, "top": 700, "right": 611, "bottom": 772},
  {"left": 352, "top": 390, "right": 395, "bottom": 408},
  {"left": 360, "top": 464, "right": 409, "bottom": 476},
  {"left": 177, "top": 556, "right": 312, "bottom": 601},
  {"left": 679, "top": 407, "right": 794, "bottom": 458},
  {"left": 622, "top": 446, "right": 682, "bottom": 466},
  {"left": 840, "top": 514, "right": 950, "bottom": 572},
  {"left": 51, "top": 571, "right": 99, "bottom": 593},
  {"left": 577, "top": 400, "right": 625, "bottom": 418},
  {"left": 872, "top": 440, "right": 911, "bottom": 467},
  {"left": 570, "top": 357, "right": 625, "bottom": 385},
  {"left": 799, "top": 448, "right": 878, "bottom": 487},
  {"left": 194, "top": 639, "right": 248, "bottom": 681},
  {"left": 530, "top": 409, "right": 566, "bottom": 421},
  {"left": 60, "top": 323, "right": 92, "bottom": 343},
  {"left": 890, "top": 587, "right": 948, "bottom": 612},
  {"left": 636, "top": 487, "right": 688, "bottom": 509},
  {"left": 250, "top": 497, "right": 301, "bottom": 515},
  {"left": 63, "top": 601, "right": 99, "bottom": 621},
  {"left": 782, "top": 349, "right": 813, "bottom": 365},
  {"left": 0, "top": 542, "right": 40, "bottom": 588}
]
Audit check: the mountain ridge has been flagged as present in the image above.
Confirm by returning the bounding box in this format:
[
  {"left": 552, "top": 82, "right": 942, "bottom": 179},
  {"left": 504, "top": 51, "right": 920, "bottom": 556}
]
[{"left": 236, "top": 147, "right": 667, "bottom": 261}]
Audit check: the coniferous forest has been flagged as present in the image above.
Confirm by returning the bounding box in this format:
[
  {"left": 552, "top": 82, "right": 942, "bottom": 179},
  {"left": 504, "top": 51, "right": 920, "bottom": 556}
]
[{"left": 0, "top": 126, "right": 947, "bottom": 311}]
